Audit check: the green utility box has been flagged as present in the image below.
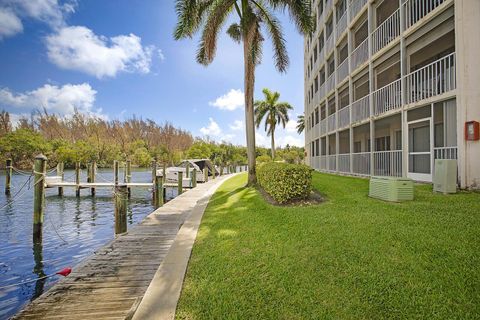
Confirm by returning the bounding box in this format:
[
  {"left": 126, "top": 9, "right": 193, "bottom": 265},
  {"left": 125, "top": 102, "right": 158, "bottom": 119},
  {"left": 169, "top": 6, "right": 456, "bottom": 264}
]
[
  {"left": 433, "top": 159, "right": 457, "bottom": 194},
  {"left": 369, "top": 176, "right": 414, "bottom": 202}
]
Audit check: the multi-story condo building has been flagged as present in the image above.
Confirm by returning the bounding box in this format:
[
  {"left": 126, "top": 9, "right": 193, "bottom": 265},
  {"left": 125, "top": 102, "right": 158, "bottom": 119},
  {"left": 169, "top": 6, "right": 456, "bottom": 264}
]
[{"left": 304, "top": 0, "right": 480, "bottom": 189}]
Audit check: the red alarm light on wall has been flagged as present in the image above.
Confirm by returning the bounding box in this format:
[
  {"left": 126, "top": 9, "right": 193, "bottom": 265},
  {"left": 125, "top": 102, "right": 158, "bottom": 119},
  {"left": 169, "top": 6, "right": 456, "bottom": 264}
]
[{"left": 465, "top": 121, "right": 480, "bottom": 141}]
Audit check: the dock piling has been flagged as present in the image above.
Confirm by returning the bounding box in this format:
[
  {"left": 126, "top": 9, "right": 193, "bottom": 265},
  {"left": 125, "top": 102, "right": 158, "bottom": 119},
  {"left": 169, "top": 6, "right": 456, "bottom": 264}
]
[
  {"left": 114, "top": 184, "right": 128, "bottom": 234},
  {"left": 191, "top": 168, "right": 197, "bottom": 188},
  {"left": 5, "top": 159, "right": 12, "bottom": 195},
  {"left": 90, "top": 161, "right": 96, "bottom": 196},
  {"left": 185, "top": 162, "right": 190, "bottom": 178},
  {"left": 114, "top": 160, "right": 119, "bottom": 185},
  {"left": 57, "top": 162, "right": 64, "bottom": 196},
  {"left": 155, "top": 175, "right": 163, "bottom": 208},
  {"left": 126, "top": 160, "right": 131, "bottom": 197},
  {"left": 204, "top": 168, "right": 208, "bottom": 182},
  {"left": 75, "top": 162, "right": 80, "bottom": 197},
  {"left": 151, "top": 160, "right": 157, "bottom": 184},
  {"left": 177, "top": 171, "right": 183, "bottom": 195},
  {"left": 162, "top": 163, "right": 166, "bottom": 182},
  {"left": 33, "top": 154, "right": 47, "bottom": 243}
]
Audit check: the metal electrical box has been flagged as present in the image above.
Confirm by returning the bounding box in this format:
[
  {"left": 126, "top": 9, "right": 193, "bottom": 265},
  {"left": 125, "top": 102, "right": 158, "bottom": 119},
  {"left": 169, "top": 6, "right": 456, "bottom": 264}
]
[
  {"left": 433, "top": 159, "right": 457, "bottom": 194},
  {"left": 369, "top": 176, "right": 414, "bottom": 202}
]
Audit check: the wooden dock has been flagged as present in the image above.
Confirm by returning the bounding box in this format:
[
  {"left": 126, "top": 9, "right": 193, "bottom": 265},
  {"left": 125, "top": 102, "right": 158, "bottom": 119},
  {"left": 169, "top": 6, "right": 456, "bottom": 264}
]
[{"left": 13, "top": 175, "right": 231, "bottom": 320}]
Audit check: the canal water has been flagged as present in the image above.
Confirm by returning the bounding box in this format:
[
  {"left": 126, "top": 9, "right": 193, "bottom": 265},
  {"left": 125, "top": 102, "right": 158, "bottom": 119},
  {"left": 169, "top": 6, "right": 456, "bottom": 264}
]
[{"left": 0, "top": 168, "right": 176, "bottom": 319}]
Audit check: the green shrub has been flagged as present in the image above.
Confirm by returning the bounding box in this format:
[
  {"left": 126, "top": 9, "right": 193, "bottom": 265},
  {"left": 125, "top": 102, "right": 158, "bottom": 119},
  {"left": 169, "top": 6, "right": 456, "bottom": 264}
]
[
  {"left": 257, "top": 162, "right": 313, "bottom": 204},
  {"left": 256, "top": 154, "right": 272, "bottom": 163}
]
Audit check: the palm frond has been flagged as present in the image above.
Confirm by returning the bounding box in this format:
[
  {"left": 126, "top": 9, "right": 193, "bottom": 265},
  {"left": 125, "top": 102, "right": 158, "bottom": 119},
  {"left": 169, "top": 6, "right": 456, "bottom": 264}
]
[{"left": 226, "top": 23, "right": 242, "bottom": 43}]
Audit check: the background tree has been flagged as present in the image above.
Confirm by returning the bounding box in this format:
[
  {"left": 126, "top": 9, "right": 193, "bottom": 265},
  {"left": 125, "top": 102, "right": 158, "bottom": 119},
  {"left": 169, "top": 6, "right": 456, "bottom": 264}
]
[
  {"left": 296, "top": 114, "right": 305, "bottom": 134},
  {"left": 174, "top": 0, "right": 312, "bottom": 185},
  {"left": 254, "top": 88, "right": 292, "bottom": 159}
]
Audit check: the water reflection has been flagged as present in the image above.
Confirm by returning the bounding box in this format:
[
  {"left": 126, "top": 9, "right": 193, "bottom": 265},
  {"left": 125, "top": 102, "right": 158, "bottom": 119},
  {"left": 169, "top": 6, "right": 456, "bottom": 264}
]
[{"left": 31, "top": 242, "right": 45, "bottom": 300}]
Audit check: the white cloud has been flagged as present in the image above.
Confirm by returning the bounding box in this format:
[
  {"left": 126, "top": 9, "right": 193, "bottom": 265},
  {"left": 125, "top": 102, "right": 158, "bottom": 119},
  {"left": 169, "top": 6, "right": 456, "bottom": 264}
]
[
  {"left": 46, "top": 26, "right": 157, "bottom": 78},
  {"left": 0, "top": 83, "right": 101, "bottom": 116},
  {"left": 209, "top": 89, "right": 244, "bottom": 111},
  {"left": 278, "top": 135, "right": 303, "bottom": 147},
  {"left": 158, "top": 49, "right": 165, "bottom": 61},
  {"left": 255, "top": 132, "right": 270, "bottom": 148},
  {"left": 229, "top": 120, "right": 243, "bottom": 131},
  {"left": 200, "top": 118, "right": 222, "bottom": 136},
  {"left": 285, "top": 119, "right": 297, "bottom": 132},
  {"left": 0, "top": 8, "right": 23, "bottom": 39}
]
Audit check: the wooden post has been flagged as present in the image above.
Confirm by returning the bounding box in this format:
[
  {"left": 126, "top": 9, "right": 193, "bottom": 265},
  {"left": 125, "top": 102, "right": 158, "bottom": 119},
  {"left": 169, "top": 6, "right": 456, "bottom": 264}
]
[
  {"left": 57, "top": 162, "right": 64, "bottom": 196},
  {"left": 204, "top": 167, "right": 208, "bottom": 182},
  {"left": 33, "top": 154, "right": 47, "bottom": 243},
  {"left": 162, "top": 163, "right": 166, "bottom": 182},
  {"left": 155, "top": 175, "right": 163, "bottom": 208},
  {"left": 126, "top": 159, "right": 131, "bottom": 197},
  {"left": 191, "top": 168, "right": 197, "bottom": 188},
  {"left": 185, "top": 162, "right": 190, "bottom": 178},
  {"left": 114, "top": 184, "right": 127, "bottom": 234},
  {"left": 151, "top": 160, "right": 157, "bottom": 184},
  {"left": 75, "top": 161, "right": 80, "bottom": 197},
  {"left": 5, "top": 159, "right": 12, "bottom": 195},
  {"left": 114, "top": 160, "right": 119, "bottom": 185},
  {"left": 90, "top": 161, "right": 96, "bottom": 196},
  {"left": 177, "top": 171, "right": 183, "bottom": 195}
]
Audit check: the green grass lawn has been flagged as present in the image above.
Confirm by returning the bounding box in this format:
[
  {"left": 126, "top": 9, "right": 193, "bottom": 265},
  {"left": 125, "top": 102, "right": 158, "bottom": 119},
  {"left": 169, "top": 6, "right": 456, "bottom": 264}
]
[{"left": 176, "top": 172, "right": 480, "bottom": 319}]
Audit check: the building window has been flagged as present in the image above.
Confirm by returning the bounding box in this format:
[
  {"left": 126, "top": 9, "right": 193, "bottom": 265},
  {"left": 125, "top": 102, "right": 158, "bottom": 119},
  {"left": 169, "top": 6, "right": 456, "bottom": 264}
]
[
  {"left": 375, "top": 136, "right": 391, "bottom": 151},
  {"left": 354, "top": 141, "right": 362, "bottom": 153},
  {"left": 315, "top": 139, "right": 320, "bottom": 156},
  {"left": 315, "top": 107, "right": 319, "bottom": 124}
]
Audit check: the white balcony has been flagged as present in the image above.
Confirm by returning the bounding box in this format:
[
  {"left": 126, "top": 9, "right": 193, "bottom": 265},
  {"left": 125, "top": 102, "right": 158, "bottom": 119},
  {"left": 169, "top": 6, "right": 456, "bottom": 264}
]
[
  {"left": 352, "top": 152, "right": 371, "bottom": 175},
  {"left": 325, "top": 0, "right": 333, "bottom": 13},
  {"left": 312, "top": 156, "right": 320, "bottom": 170},
  {"left": 327, "top": 113, "right": 336, "bottom": 132},
  {"left": 320, "top": 155, "right": 327, "bottom": 170},
  {"left": 373, "top": 79, "right": 402, "bottom": 116},
  {"left": 318, "top": 82, "right": 326, "bottom": 101},
  {"left": 326, "top": 73, "right": 336, "bottom": 93},
  {"left": 338, "top": 106, "right": 350, "bottom": 129},
  {"left": 327, "top": 155, "right": 337, "bottom": 171},
  {"left": 336, "top": 58, "right": 349, "bottom": 84},
  {"left": 320, "top": 118, "right": 327, "bottom": 135},
  {"left": 325, "top": 34, "right": 334, "bottom": 54},
  {"left": 351, "top": 38, "right": 369, "bottom": 71},
  {"left": 404, "top": 0, "right": 446, "bottom": 29},
  {"left": 372, "top": 8, "right": 400, "bottom": 54},
  {"left": 351, "top": 95, "right": 370, "bottom": 123},
  {"left": 349, "top": 0, "right": 368, "bottom": 22},
  {"left": 336, "top": 12, "right": 348, "bottom": 39},
  {"left": 338, "top": 154, "right": 351, "bottom": 173},
  {"left": 406, "top": 53, "right": 456, "bottom": 104},
  {"left": 373, "top": 150, "right": 402, "bottom": 177},
  {"left": 434, "top": 147, "right": 457, "bottom": 159}
]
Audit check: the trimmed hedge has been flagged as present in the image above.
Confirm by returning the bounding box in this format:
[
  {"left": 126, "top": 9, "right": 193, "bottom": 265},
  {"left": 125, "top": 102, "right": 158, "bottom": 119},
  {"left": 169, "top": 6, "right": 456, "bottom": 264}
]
[{"left": 257, "top": 162, "right": 313, "bottom": 204}]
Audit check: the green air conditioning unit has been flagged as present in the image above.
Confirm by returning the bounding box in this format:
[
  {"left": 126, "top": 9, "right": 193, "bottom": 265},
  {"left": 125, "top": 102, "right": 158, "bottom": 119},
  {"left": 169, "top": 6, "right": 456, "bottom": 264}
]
[
  {"left": 433, "top": 159, "right": 457, "bottom": 194},
  {"left": 369, "top": 176, "right": 414, "bottom": 202}
]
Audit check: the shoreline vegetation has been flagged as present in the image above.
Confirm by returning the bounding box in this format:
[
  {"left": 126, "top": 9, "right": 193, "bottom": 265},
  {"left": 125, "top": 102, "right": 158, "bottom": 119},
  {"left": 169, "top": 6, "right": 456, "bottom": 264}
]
[{"left": 0, "top": 110, "right": 304, "bottom": 170}]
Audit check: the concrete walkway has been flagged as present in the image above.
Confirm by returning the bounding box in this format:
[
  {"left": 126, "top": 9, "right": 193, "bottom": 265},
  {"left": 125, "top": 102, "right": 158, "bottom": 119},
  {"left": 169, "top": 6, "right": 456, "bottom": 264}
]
[{"left": 14, "top": 174, "right": 235, "bottom": 320}]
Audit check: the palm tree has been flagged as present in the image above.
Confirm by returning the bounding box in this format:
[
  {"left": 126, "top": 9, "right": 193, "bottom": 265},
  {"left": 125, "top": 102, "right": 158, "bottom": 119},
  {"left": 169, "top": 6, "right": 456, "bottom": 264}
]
[
  {"left": 296, "top": 114, "right": 305, "bottom": 134},
  {"left": 173, "top": 0, "right": 312, "bottom": 185},
  {"left": 254, "top": 88, "right": 292, "bottom": 159}
]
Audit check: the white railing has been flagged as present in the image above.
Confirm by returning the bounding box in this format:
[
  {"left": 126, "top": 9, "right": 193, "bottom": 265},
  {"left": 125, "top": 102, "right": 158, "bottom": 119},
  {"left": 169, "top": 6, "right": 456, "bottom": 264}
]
[
  {"left": 338, "top": 154, "right": 351, "bottom": 173},
  {"left": 434, "top": 147, "right": 457, "bottom": 159},
  {"left": 313, "top": 156, "right": 320, "bottom": 170},
  {"left": 338, "top": 106, "right": 350, "bottom": 128},
  {"left": 328, "top": 155, "right": 337, "bottom": 171},
  {"left": 326, "top": 73, "right": 336, "bottom": 93},
  {"left": 325, "top": 0, "right": 333, "bottom": 13},
  {"left": 326, "top": 34, "right": 334, "bottom": 54},
  {"left": 336, "top": 12, "right": 348, "bottom": 39},
  {"left": 327, "top": 113, "right": 336, "bottom": 132},
  {"left": 373, "top": 150, "right": 402, "bottom": 177},
  {"left": 313, "top": 86, "right": 320, "bottom": 105},
  {"left": 351, "top": 38, "right": 369, "bottom": 71},
  {"left": 318, "top": 82, "right": 326, "bottom": 101},
  {"left": 353, "top": 152, "right": 370, "bottom": 175},
  {"left": 351, "top": 94, "right": 370, "bottom": 123},
  {"left": 337, "top": 58, "right": 349, "bottom": 84},
  {"left": 349, "top": 0, "right": 368, "bottom": 22},
  {"left": 320, "top": 155, "right": 327, "bottom": 170},
  {"left": 404, "top": 0, "right": 446, "bottom": 29},
  {"left": 372, "top": 8, "right": 400, "bottom": 54},
  {"left": 318, "top": 47, "right": 325, "bottom": 64},
  {"left": 406, "top": 53, "right": 456, "bottom": 104},
  {"left": 320, "top": 118, "right": 327, "bottom": 135},
  {"left": 373, "top": 79, "right": 402, "bottom": 116}
]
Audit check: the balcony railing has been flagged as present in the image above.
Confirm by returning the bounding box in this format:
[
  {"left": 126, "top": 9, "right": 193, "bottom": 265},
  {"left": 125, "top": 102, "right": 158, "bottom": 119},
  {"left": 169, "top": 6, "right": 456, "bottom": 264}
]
[
  {"left": 338, "top": 106, "right": 350, "bottom": 128},
  {"left": 434, "top": 146, "right": 457, "bottom": 159},
  {"left": 326, "top": 73, "right": 336, "bottom": 93},
  {"left": 320, "top": 118, "right": 327, "bottom": 135},
  {"left": 372, "top": 8, "right": 400, "bottom": 54},
  {"left": 351, "top": 94, "right": 370, "bottom": 123},
  {"left": 349, "top": 0, "right": 368, "bottom": 22},
  {"left": 337, "top": 58, "right": 349, "bottom": 84},
  {"left": 325, "top": 34, "right": 334, "bottom": 54},
  {"left": 404, "top": 0, "right": 446, "bottom": 29},
  {"left": 352, "top": 152, "right": 370, "bottom": 175},
  {"left": 338, "top": 154, "right": 351, "bottom": 173},
  {"left": 325, "top": 0, "right": 333, "bottom": 13},
  {"left": 406, "top": 53, "right": 456, "bottom": 104},
  {"left": 373, "top": 150, "right": 402, "bottom": 177},
  {"left": 312, "top": 156, "right": 320, "bottom": 170},
  {"left": 351, "top": 38, "right": 369, "bottom": 71},
  {"left": 318, "top": 82, "right": 326, "bottom": 101},
  {"left": 320, "top": 155, "right": 327, "bottom": 170},
  {"left": 373, "top": 79, "right": 402, "bottom": 116},
  {"left": 336, "top": 12, "right": 348, "bottom": 39},
  {"left": 327, "top": 113, "right": 336, "bottom": 132},
  {"left": 328, "top": 155, "right": 337, "bottom": 171}
]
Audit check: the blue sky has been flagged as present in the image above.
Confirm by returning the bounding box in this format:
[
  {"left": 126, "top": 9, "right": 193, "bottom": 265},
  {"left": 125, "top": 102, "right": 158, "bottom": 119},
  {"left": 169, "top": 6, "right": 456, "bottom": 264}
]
[{"left": 0, "top": 0, "right": 305, "bottom": 147}]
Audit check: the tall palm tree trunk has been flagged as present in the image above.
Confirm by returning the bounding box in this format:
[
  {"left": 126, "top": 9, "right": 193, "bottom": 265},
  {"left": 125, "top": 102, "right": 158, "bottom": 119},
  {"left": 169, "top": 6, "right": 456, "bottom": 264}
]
[
  {"left": 271, "top": 131, "right": 275, "bottom": 160},
  {"left": 244, "top": 37, "right": 257, "bottom": 185}
]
